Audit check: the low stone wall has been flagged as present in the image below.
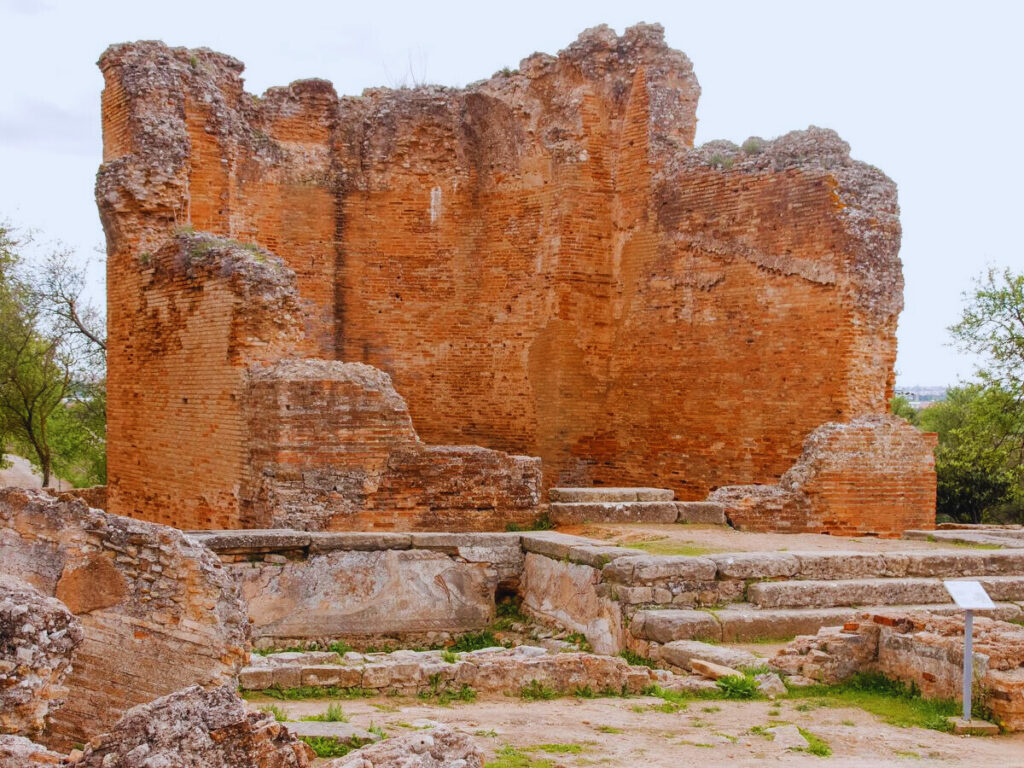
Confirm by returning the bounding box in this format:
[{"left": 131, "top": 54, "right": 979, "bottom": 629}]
[
  {"left": 192, "top": 530, "right": 523, "bottom": 647},
  {"left": 773, "top": 611, "right": 1024, "bottom": 731},
  {"left": 0, "top": 489, "right": 250, "bottom": 747},
  {"left": 239, "top": 645, "right": 699, "bottom": 698}
]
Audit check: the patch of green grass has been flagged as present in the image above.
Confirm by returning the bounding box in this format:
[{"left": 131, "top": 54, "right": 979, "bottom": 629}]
[
  {"left": 749, "top": 724, "right": 774, "bottom": 740},
  {"left": 417, "top": 673, "right": 477, "bottom": 705},
  {"left": 950, "top": 540, "right": 1003, "bottom": 550},
  {"left": 894, "top": 750, "right": 921, "bottom": 759},
  {"left": 785, "top": 672, "right": 959, "bottom": 732},
  {"left": 620, "top": 539, "right": 720, "bottom": 556},
  {"left": 300, "top": 702, "right": 348, "bottom": 722},
  {"left": 654, "top": 700, "right": 684, "bottom": 713},
  {"left": 368, "top": 724, "right": 387, "bottom": 739},
  {"left": 595, "top": 725, "right": 623, "bottom": 734},
  {"left": 475, "top": 729, "right": 499, "bottom": 737},
  {"left": 841, "top": 719, "right": 856, "bottom": 727},
  {"left": 767, "top": 708, "right": 781, "bottom": 717},
  {"left": 258, "top": 704, "right": 288, "bottom": 722},
  {"left": 701, "top": 705, "right": 721, "bottom": 713},
  {"left": 520, "top": 679, "right": 558, "bottom": 701},
  {"left": 716, "top": 674, "right": 760, "bottom": 700},
  {"left": 297, "top": 735, "right": 370, "bottom": 758},
  {"left": 252, "top": 639, "right": 353, "bottom": 659},
  {"left": 492, "top": 597, "right": 529, "bottom": 630},
  {"left": 744, "top": 635, "right": 796, "bottom": 644},
  {"left": 619, "top": 649, "right": 656, "bottom": 668},
  {"left": 451, "top": 630, "right": 505, "bottom": 653},
  {"left": 797, "top": 728, "right": 832, "bottom": 757},
  {"left": 441, "top": 649, "right": 459, "bottom": 664},
  {"left": 571, "top": 684, "right": 596, "bottom": 699},
  {"left": 485, "top": 745, "right": 554, "bottom": 768},
  {"left": 505, "top": 512, "right": 555, "bottom": 532},
  {"left": 564, "top": 632, "right": 592, "bottom": 652},
  {"left": 526, "top": 744, "right": 583, "bottom": 754}
]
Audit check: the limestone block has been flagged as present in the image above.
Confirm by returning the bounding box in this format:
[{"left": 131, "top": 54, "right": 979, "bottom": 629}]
[
  {"left": 655, "top": 640, "right": 760, "bottom": 672},
  {"left": 327, "top": 724, "right": 483, "bottom": 768},
  {"left": 549, "top": 488, "right": 674, "bottom": 503},
  {"left": 690, "top": 659, "right": 741, "bottom": 680},
  {"left": 234, "top": 549, "right": 496, "bottom": 641},
  {"left": 601, "top": 555, "right": 717, "bottom": 584},
  {"left": 76, "top": 685, "right": 313, "bottom": 767},
  {"left": 520, "top": 553, "right": 624, "bottom": 654},
  {"left": 307, "top": 532, "right": 413, "bottom": 553},
  {"left": 549, "top": 502, "right": 679, "bottom": 525},
  {"left": 520, "top": 532, "right": 598, "bottom": 560},
  {"left": 709, "top": 552, "right": 799, "bottom": 580},
  {"left": 0, "top": 576, "right": 83, "bottom": 738},
  {"left": 747, "top": 577, "right": 952, "bottom": 609},
  {"left": 674, "top": 502, "right": 727, "bottom": 524},
  {"left": 187, "top": 530, "right": 311, "bottom": 554},
  {"left": 792, "top": 551, "right": 886, "bottom": 580},
  {"left": 0, "top": 735, "right": 65, "bottom": 767},
  {"left": 628, "top": 610, "right": 722, "bottom": 643}
]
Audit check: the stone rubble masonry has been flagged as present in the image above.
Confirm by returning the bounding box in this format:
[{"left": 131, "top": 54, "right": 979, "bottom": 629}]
[
  {"left": 246, "top": 359, "right": 542, "bottom": 531},
  {"left": 98, "top": 21, "right": 934, "bottom": 535},
  {"left": 0, "top": 576, "right": 83, "bottom": 738},
  {"left": 76, "top": 684, "right": 313, "bottom": 767},
  {"left": 710, "top": 415, "right": 937, "bottom": 536},
  {"left": 239, "top": 645, "right": 691, "bottom": 698},
  {"left": 0, "top": 489, "right": 250, "bottom": 748},
  {"left": 327, "top": 724, "right": 482, "bottom": 768},
  {"left": 772, "top": 611, "right": 1024, "bottom": 731},
  {"left": 0, "top": 735, "right": 65, "bottom": 767}
]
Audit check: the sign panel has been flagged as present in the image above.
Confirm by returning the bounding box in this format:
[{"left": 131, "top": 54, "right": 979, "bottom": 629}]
[{"left": 944, "top": 580, "right": 996, "bottom": 610}]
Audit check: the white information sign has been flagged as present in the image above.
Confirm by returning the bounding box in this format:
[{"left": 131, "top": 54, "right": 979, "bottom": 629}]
[{"left": 944, "top": 580, "right": 996, "bottom": 610}]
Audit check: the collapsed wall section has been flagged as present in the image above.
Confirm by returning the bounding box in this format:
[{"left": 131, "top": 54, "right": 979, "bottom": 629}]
[
  {"left": 0, "top": 489, "right": 250, "bottom": 747},
  {"left": 711, "top": 415, "right": 937, "bottom": 537}
]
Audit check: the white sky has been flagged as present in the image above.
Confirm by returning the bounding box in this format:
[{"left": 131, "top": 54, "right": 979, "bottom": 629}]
[{"left": 2, "top": 0, "right": 1022, "bottom": 387}]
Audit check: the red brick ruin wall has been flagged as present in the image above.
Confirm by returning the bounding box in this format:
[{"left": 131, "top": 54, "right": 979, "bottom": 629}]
[{"left": 97, "top": 23, "right": 936, "bottom": 532}]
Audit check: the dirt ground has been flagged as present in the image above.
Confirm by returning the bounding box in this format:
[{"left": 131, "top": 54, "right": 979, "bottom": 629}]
[
  {"left": 565, "top": 522, "right": 982, "bottom": 554},
  {"left": 249, "top": 693, "right": 1024, "bottom": 767}
]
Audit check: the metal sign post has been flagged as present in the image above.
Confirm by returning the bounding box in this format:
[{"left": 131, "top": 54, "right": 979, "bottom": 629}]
[{"left": 943, "top": 580, "right": 995, "bottom": 724}]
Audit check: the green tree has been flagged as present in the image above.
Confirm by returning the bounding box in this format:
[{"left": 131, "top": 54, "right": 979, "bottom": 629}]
[
  {"left": 0, "top": 224, "right": 106, "bottom": 487},
  {"left": 889, "top": 394, "right": 919, "bottom": 425},
  {"left": 950, "top": 267, "right": 1024, "bottom": 395},
  {"left": 917, "top": 384, "right": 1024, "bottom": 524}
]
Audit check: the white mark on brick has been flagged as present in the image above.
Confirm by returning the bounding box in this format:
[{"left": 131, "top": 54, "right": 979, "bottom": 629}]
[{"left": 430, "top": 186, "right": 442, "bottom": 224}]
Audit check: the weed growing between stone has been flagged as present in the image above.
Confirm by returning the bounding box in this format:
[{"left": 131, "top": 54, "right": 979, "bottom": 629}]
[
  {"left": 450, "top": 630, "right": 507, "bottom": 652},
  {"left": 258, "top": 704, "right": 287, "bottom": 722},
  {"left": 784, "top": 672, "right": 959, "bottom": 732},
  {"left": 297, "top": 735, "right": 371, "bottom": 758},
  {"left": 484, "top": 744, "right": 553, "bottom": 768},
  {"left": 618, "top": 649, "right": 656, "bottom": 668},
  {"left": 417, "top": 674, "right": 477, "bottom": 705},
  {"left": 797, "top": 728, "right": 833, "bottom": 757},
  {"left": 300, "top": 702, "right": 348, "bottom": 722}
]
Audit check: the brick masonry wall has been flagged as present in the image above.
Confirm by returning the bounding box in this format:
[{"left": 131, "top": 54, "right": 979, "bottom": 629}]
[
  {"left": 712, "top": 415, "right": 937, "bottom": 536},
  {"left": 97, "top": 23, "right": 930, "bottom": 533}
]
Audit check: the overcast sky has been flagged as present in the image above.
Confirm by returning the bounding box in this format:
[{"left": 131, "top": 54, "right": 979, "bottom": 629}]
[{"left": 2, "top": 0, "right": 1022, "bottom": 387}]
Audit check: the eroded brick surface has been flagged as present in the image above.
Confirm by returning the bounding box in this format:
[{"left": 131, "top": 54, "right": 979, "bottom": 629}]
[
  {"left": 711, "top": 415, "right": 937, "bottom": 536},
  {"left": 97, "top": 23, "right": 931, "bottom": 534}
]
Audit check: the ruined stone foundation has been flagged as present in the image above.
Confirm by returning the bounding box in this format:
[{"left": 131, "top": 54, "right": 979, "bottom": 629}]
[{"left": 97, "top": 23, "right": 936, "bottom": 535}]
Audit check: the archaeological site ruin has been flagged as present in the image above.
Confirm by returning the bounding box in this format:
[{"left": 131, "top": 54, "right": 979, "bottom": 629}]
[
  {"left": 8, "top": 22, "right": 1024, "bottom": 768},
  {"left": 96, "top": 22, "right": 936, "bottom": 537}
]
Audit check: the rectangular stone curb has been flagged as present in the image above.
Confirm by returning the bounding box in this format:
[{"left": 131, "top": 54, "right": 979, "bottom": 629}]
[
  {"left": 710, "top": 552, "right": 799, "bottom": 580},
  {"left": 629, "top": 609, "right": 722, "bottom": 643},
  {"left": 549, "top": 487, "right": 674, "bottom": 503},
  {"left": 186, "top": 530, "right": 311, "bottom": 553},
  {"left": 409, "top": 532, "right": 523, "bottom": 551},
  {"left": 674, "top": 502, "right": 726, "bottom": 525},
  {"left": 602, "top": 554, "right": 718, "bottom": 584},
  {"left": 565, "top": 545, "right": 638, "bottom": 569},
  {"left": 747, "top": 577, "right": 955, "bottom": 609},
  {"left": 520, "top": 532, "right": 605, "bottom": 560},
  {"left": 549, "top": 501, "right": 679, "bottom": 525},
  {"left": 307, "top": 532, "right": 413, "bottom": 553}
]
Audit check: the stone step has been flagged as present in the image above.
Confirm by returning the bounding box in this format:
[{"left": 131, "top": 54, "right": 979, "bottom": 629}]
[
  {"left": 629, "top": 601, "right": 1024, "bottom": 644},
  {"left": 283, "top": 720, "right": 381, "bottom": 744},
  {"left": 747, "top": 575, "right": 1024, "bottom": 609},
  {"left": 548, "top": 500, "right": 726, "bottom": 525},
  {"left": 548, "top": 487, "right": 675, "bottom": 503}
]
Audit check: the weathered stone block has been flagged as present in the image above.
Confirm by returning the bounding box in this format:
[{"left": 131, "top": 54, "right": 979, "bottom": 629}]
[
  {"left": 602, "top": 555, "right": 717, "bottom": 584},
  {"left": 710, "top": 552, "right": 799, "bottom": 580}
]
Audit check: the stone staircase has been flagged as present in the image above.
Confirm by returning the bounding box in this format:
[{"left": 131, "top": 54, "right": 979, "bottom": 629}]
[
  {"left": 621, "top": 550, "right": 1024, "bottom": 646},
  {"left": 547, "top": 486, "right": 726, "bottom": 525}
]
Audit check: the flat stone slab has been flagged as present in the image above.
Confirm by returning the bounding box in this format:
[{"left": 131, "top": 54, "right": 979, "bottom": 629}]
[
  {"left": 948, "top": 717, "right": 1001, "bottom": 735},
  {"left": 766, "top": 724, "right": 809, "bottom": 750},
  {"left": 748, "top": 576, "right": 1024, "bottom": 609},
  {"left": 307, "top": 532, "right": 413, "bottom": 552},
  {"left": 690, "top": 658, "right": 740, "bottom": 680},
  {"left": 629, "top": 609, "right": 722, "bottom": 643},
  {"left": 657, "top": 640, "right": 761, "bottom": 672},
  {"left": 710, "top": 552, "right": 799, "bottom": 580},
  {"left": 283, "top": 720, "right": 381, "bottom": 743},
  {"left": 186, "top": 529, "right": 311, "bottom": 553},
  {"left": 674, "top": 502, "right": 726, "bottom": 525},
  {"left": 549, "top": 487, "right": 674, "bottom": 503},
  {"left": 549, "top": 501, "right": 680, "bottom": 525},
  {"left": 520, "top": 531, "right": 603, "bottom": 560},
  {"left": 602, "top": 554, "right": 718, "bottom": 584}
]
